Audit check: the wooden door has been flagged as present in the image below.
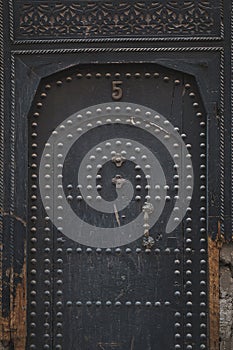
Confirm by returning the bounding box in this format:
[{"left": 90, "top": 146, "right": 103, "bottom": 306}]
[{"left": 27, "top": 63, "right": 207, "bottom": 349}]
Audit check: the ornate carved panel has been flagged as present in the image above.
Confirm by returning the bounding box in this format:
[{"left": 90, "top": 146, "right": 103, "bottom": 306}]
[{"left": 13, "top": 0, "right": 222, "bottom": 42}]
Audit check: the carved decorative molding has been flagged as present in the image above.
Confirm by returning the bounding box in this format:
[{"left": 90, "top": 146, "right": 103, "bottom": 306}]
[{"left": 14, "top": 0, "right": 221, "bottom": 41}]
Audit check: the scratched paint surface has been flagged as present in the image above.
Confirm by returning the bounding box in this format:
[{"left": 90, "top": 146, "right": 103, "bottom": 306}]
[{"left": 27, "top": 63, "right": 208, "bottom": 349}]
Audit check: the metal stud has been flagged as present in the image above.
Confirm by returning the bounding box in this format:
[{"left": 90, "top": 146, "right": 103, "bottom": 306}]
[
  {"left": 145, "top": 301, "right": 152, "bottom": 307},
  {"left": 76, "top": 73, "right": 83, "bottom": 79},
  {"left": 175, "top": 333, "right": 181, "bottom": 339},
  {"left": 115, "top": 301, "right": 121, "bottom": 307}
]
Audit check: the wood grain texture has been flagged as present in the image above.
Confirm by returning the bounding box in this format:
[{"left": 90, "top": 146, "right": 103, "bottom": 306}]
[
  {"left": 208, "top": 223, "right": 224, "bottom": 350},
  {"left": 0, "top": 241, "right": 26, "bottom": 350}
]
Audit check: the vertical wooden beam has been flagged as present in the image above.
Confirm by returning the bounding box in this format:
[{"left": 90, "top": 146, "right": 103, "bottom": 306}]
[
  {"left": 0, "top": 221, "right": 27, "bottom": 350},
  {"left": 11, "top": 252, "right": 27, "bottom": 350},
  {"left": 208, "top": 222, "right": 223, "bottom": 350}
]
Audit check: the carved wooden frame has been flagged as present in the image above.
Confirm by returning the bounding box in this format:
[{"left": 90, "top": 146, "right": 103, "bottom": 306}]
[{"left": 0, "top": 0, "right": 232, "bottom": 349}]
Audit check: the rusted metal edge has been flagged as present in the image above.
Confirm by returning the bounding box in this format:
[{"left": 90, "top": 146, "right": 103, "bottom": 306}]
[
  {"left": 0, "top": 240, "right": 27, "bottom": 349},
  {"left": 208, "top": 221, "right": 224, "bottom": 350}
]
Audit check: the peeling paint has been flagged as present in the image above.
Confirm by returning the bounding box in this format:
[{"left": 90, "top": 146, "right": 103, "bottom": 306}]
[
  {"left": 0, "top": 242, "right": 26, "bottom": 350},
  {"left": 113, "top": 204, "right": 121, "bottom": 226}
]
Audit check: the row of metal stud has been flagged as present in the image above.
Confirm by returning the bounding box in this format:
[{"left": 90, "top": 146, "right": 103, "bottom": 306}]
[{"left": 29, "top": 74, "right": 206, "bottom": 349}]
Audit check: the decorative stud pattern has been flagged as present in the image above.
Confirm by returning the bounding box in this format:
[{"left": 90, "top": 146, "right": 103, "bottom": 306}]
[
  {"left": 39, "top": 102, "right": 194, "bottom": 248},
  {"left": 28, "top": 67, "right": 208, "bottom": 349}
]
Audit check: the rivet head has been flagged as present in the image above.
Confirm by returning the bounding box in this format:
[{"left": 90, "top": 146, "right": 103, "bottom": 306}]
[
  {"left": 189, "top": 92, "right": 195, "bottom": 98},
  {"left": 115, "top": 301, "right": 121, "bottom": 307},
  {"left": 200, "top": 323, "right": 206, "bottom": 329},
  {"left": 145, "top": 301, "right": 152, "bottom": 307}
]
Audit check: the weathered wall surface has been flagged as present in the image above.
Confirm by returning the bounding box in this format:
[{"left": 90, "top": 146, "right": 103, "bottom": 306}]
[
  {"left": 0, "top": 244, "right": 232, "bottom": 349},
  {"left": 220, "top": 243, "right": 233, "bottom": 350},
  {"left": 0, "top": 342, "right": 9, "bottom": 350}
]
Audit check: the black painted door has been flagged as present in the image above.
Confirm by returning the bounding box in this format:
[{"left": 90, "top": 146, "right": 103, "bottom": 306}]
[{"left": 28, "top": 63, "right": 207, "bottom": 350}]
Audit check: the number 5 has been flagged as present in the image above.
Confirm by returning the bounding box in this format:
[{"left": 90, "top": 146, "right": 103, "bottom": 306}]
[{"left": 112, "top": 81, "right": 123, "bottom": 100}]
